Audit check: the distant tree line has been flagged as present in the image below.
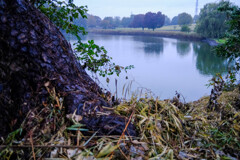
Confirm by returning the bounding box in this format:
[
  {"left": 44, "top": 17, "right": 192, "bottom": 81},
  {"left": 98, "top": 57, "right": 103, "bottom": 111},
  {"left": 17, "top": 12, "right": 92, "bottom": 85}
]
[
  {"left": 74, "top": 11, "right": 196, "bottom": 31},
  {"left": 73, "top": 1, "right": 234, "bottom": 38},
  {"left": 129, "top": 12, "right": 165, "bottom": 31}
]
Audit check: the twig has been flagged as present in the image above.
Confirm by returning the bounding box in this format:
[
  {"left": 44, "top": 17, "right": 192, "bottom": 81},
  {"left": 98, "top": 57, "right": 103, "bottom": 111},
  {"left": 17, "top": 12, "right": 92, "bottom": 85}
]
[
  {"left": 30, "top": 131, "right": 36, "bottom": 160},
  {"left": 109, "top": 111, "right": 135, "bottom": 160},
  {"left": 83, "top": 129, "right": 99, "bottom": 147}
]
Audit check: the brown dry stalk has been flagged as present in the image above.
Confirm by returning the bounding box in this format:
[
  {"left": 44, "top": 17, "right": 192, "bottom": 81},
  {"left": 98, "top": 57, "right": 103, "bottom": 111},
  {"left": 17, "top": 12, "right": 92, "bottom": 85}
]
[
  {"left": 29, "top": 132, "right": 36, "bottom": 160},
  {"left": 109, "top": 110, "right": 135, "bottom": 160}
]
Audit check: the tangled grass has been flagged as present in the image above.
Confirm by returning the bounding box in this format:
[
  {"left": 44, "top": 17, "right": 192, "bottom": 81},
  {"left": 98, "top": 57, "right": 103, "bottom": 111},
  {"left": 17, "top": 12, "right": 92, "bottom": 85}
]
[{"left": 0, "top": 88, "right": 239, "bottom": 160}]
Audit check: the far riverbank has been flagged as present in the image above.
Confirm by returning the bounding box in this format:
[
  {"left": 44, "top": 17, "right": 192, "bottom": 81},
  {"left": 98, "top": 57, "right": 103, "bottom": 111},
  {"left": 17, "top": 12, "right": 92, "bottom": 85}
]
[{"left": 88, "top": 29, "right": 219, "bottom": 46}]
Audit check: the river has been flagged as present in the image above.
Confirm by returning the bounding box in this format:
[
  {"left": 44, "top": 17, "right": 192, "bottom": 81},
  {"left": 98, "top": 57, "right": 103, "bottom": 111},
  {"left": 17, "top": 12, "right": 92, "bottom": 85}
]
[{"left": 68, "top": 34, "right": 228, "bottom": 102}]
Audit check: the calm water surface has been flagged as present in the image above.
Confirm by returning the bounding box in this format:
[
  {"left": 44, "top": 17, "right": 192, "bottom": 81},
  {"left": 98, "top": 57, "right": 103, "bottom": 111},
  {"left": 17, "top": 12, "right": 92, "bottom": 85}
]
[{"left": 69, "top": 34, "right": 228, "bottom": 101}]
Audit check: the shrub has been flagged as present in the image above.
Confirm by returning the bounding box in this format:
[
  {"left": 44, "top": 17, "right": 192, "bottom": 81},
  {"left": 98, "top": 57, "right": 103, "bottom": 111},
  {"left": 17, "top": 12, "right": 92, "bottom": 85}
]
[{"left": 181, "top": 25, "right": 191, "bottom": 32}]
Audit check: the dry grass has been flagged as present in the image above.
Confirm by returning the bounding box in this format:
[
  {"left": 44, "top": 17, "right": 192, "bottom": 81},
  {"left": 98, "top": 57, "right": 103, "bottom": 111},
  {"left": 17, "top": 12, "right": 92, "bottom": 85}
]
[{"left": 1, "top": 87, "right": 239, "bottom": 159}]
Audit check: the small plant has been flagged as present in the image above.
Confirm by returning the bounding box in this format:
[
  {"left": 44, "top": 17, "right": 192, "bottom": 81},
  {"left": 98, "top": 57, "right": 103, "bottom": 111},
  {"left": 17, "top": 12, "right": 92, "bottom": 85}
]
[{"left": 207, "top": 128, "right": 240, "bottom": 150}]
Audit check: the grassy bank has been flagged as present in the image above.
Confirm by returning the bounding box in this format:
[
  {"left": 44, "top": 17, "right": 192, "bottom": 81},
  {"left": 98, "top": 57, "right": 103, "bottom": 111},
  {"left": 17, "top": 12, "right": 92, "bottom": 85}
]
[
  {"left": 214, "top": 38, "right": 227, "bottom": 44},
  {"left": 89, "top": 28, "right": 204, "bottom": 41},
  {"left": 116, "top": 24, "right": 196, "bottom": 32}
]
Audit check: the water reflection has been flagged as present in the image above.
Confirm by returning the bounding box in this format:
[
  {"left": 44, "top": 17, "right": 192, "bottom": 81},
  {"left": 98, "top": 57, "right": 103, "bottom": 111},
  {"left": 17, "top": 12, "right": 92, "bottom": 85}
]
[
  {"left": 133, "top": 36, "right": 164, "bottom": 55},
  {"left": 193, "top": 43, "right": 228, "bottom": 76},
  {"left": 67, "top": 34, "right": 230, "bottom": 101},
  {"left": 176, "top": 40, "right": 191, "bottom": 57}
]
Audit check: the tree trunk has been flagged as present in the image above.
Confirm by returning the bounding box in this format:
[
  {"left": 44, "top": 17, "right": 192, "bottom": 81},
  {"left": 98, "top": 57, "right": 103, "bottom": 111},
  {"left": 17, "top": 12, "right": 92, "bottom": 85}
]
[{"left": 0, "top": 0, "right": 136, "bottom": 137}]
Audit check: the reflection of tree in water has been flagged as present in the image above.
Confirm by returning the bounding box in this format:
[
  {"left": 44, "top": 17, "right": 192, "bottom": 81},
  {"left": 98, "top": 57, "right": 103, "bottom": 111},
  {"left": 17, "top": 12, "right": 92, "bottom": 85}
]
[
  {"left": 193, "top": 43, "right": 228, "bottom": 76},
  {"left": 133, "top": 36, "right": 164, "bottom": 55},
  {"left": 176, "top": 40, "right": 191, "bottom": 57}
]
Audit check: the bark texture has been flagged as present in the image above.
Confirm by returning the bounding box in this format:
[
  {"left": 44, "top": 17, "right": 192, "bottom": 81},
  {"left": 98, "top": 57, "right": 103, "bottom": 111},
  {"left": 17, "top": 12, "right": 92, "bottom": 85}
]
[{"left": 0, "top": 0, "right": 136, "bottom": 137}]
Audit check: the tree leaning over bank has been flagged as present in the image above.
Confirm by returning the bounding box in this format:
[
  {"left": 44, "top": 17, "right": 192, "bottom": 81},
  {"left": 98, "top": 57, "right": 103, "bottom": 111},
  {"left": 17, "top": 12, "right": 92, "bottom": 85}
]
[
  {"left": 0, "top": 0, "right": 136, "bottom": 137},
  {"left": 216, "top": 2, "right": 240, "bottom": 85},
  {"left": 195, "top": 1, "right": 231, "bottom": 38}
]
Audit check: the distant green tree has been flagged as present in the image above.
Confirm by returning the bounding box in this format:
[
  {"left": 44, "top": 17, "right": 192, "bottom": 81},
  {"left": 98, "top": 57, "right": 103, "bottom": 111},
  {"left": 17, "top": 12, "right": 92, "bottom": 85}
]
[
  {"left": 121, "top": 16, "right": 133, "bottom": 27},
  {"left": 143, "top": 11, "right": 165, "bottom": 31},
  {"left": 178, "top": 12, "right": 193, "bottom": 25},
  {"left": 195, "top": 1, "right": 230, "bottom": 38},
  {"left": 164, "top": 15, "right": 171, "bottom": 26},
  {"left": 101, "top": 17, "right": 115, "bottom": 29},
  {"left": 156, "top": 12, "right": 165, "bottom": 28},
  {"left": 113, "top": 16, "right": 121, "bottom": 28},
  {"left": 171, "top": 16, "right": 178, "bottom": 25},
  {"left": 130, "top": 14, "right": 145, "bottom": 30},
  {"left": 100, "top": 19, "right": 110, "bottom": 29},
  {"left": 87, "top": 15, "right": 101, "bottom": 28}
]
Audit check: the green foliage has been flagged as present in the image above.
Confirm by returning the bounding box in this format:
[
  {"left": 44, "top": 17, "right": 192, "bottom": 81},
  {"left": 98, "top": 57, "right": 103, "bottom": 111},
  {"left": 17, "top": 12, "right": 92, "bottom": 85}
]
[
  {"left": 178, "top": 12, "right": 193, "bottom": 26},
  {"left": 100, "top": 17, "right": 115, "bottom": 29},
  {"left": 215, "top": 38, "right": 227, "bottom": 44},
  {"left": 143, "top": 11, "right": 165, "bottom": 31},
  {"left": 216, "top": 2, "right": 240, "bottom": 59},
  {"left": 215, "top": 2, "right": 240, "bottom": 86},
  {"left": 113, "top": 16, "right": 121, "bottom": 27},
  {"left": 75, "top": 40, "right": 134, "bottom": 77},
  {"left": 164, "top": 15, "right": 171, "bottom": 26},
  {"left": 180, "top": 25, "right": 191, "bottom": 32},
  {"left": 130, "top": 14, "right": 145, "bottom": 29},
  {"left": 171, "top": 16, "right": 178, "bottom": 25},
  {"left": 207, "top": 128, "right": 240, "bottom": 150},
  {"left": 121, "top": 16, "right": 133, "bottom": 27},
  {"left": 87, "top": 14, "right": 101, "bottom": 28},
  {"left": 32, "top": 0, "right": 132, "bottom": 77},
  {"left": 35, "top": 0, "right": 87, "bottom": 38},
  {"left": 195, "top": 1, "right": 230, "bottom": 38}
]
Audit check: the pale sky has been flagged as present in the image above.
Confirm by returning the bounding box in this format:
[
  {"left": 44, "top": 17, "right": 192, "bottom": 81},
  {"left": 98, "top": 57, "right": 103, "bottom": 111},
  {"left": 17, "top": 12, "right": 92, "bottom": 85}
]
[{"left": 75, "top": 0, "right": 240, "bottom": 19}]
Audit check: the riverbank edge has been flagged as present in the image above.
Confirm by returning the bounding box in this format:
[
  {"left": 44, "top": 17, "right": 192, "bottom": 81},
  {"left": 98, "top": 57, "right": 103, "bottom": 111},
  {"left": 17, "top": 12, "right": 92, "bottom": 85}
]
[
  {"left": 202, "top": 38, "right": 219, "bottom": 46},
  {"left": 89, "top": 29, "right": 221, "bottom": 45}
]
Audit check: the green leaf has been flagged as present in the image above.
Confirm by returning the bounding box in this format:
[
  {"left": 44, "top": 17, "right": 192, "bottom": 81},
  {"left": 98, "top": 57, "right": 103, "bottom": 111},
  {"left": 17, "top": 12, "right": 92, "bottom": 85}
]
[
  {"left": 96, "top": 143, "right": 119, "bottom": 158},
  {"left": 67, "top": 128, "right": 88, "bottom": 131}
]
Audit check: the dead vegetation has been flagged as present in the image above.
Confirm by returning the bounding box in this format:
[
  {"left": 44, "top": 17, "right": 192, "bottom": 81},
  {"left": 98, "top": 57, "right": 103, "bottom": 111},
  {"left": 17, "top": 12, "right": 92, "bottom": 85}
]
[{"left": 0, "top": 86, "right": 239, "bottom": 160}]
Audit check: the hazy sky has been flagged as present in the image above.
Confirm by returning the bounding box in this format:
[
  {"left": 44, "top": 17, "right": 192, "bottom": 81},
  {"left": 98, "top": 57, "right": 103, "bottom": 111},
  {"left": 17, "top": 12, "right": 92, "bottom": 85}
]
[{"left": 76, "top": 0, "right": 240, "bottom": 19}]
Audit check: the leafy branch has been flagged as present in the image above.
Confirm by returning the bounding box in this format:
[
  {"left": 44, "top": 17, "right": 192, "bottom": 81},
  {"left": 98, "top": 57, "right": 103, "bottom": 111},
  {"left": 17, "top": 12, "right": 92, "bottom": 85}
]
[{"left": 33, "top": 0, "right": 133, "bottom": 78}]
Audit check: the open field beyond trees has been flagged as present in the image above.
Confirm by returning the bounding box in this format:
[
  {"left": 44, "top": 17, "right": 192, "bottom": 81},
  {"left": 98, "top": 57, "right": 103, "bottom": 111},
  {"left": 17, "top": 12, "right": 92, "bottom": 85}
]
[{"left": 113, "top": 24, "right": 196, "bottom": 32}]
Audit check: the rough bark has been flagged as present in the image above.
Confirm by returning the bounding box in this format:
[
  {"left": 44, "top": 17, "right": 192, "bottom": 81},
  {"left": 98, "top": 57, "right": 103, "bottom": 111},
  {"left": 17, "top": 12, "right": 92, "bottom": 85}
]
[{"left": 0, "top": 0, "right": 136, "bottom": 137}]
